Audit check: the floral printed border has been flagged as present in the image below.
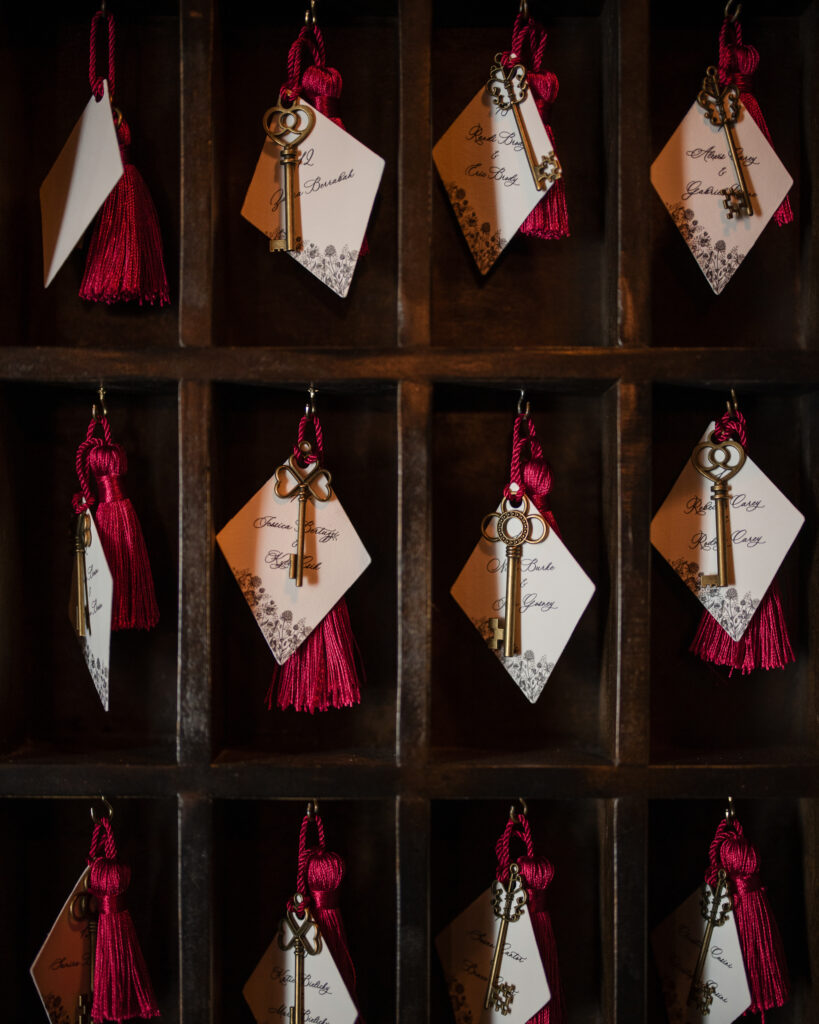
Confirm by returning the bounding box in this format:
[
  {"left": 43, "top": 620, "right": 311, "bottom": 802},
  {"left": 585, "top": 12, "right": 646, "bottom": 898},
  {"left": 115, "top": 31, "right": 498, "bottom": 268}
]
[
  {"left": 670, "top": 557, "right": 759, "bottom": 641},
  {"left": 445, "top": 182, "right": 507, "bottom": 275},
  {"left": 267, "top": 229, "right": 360, "bottom": 297},
  {"left": 472, "top": 617, "right": 555, "bottom": 703},
  {"left": 233, "top": 567, "right": 312, "bottom": 663},
  {"left": 80, "top": 640, "right": 109, "bottom": 709},
  {"left": 666, "top": 202, "right": 745, "bottom": 294}
]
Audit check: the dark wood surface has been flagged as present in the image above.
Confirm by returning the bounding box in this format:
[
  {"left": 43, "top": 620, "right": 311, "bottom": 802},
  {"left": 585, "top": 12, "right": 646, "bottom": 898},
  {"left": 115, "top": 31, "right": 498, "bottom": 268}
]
[{"left": 0, "top": 0, "right": 817, "bottom": 1021}]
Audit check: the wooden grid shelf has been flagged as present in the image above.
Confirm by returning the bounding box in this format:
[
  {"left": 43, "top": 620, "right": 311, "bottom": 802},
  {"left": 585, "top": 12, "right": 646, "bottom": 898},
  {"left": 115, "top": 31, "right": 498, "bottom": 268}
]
[{"left": 0, "top": 1, "right": 817, "bottom": 1021}]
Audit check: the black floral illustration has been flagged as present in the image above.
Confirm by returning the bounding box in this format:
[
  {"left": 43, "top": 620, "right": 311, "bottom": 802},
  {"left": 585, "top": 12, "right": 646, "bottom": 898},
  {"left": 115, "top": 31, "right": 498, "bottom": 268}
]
[
  {"left": 473, "top": 617, "right": 554, "bottom": 702},
  {"left": 44, "top": 993, "right": 71, "bottom": 1024},
  {"left": 446, "top": 182, "right": 507, "bottom": 275},
  {"left": 234, "top": 568, "right": 311, "bottom": 661},
  {"left": 667, "top": 202, "right": 744, "bottom": 293},
  {"left": 670, "top": 557, "right": 759, "bottom": 640},
  {"left": 293, "top": 240, "right": 359, "bottom": 296},
  {"left": 447, "top": 979, "right": 474, "bottom": 1024},
  {"left": 79, "top": 640, "right": 109, "bottom": 708}
]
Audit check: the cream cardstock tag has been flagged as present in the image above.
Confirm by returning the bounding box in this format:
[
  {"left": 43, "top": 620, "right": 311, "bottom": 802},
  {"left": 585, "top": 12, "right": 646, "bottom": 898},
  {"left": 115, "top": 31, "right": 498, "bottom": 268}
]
[
  {"left": 651, "top": 883, "right": 751, "bottom": 1024},
  {"left": 651, "top": 100, "right": 792, "bottom": 294},
  {"left": 243, "top": 917, "right": 358, "bottom": 1024},
  {"left": 450, "top": 495, "right": 595, "bottom": 703},
  {"left": 650, "top": 422, "right": 803, "bottom": 642},
  {"left": 216, "top": 455, "right": 371, "bottom": 665},
  {"left": 30, "top": 868, "right": 93, "bottom": 1024},
  {"left": 40, "top": 81, "right": 124, "bottom": 288},
  {"left": 241, "top": 102, "right": 385, "bottom": 298},
  {"left": 435, "top": 886, "right": 550, "bottom": 1024},
  {"left": 68, "top": 512, "right": 113, "bottom": 710},
  {"left": 433, "top": 83, "right": 557, "bottom": 274}
]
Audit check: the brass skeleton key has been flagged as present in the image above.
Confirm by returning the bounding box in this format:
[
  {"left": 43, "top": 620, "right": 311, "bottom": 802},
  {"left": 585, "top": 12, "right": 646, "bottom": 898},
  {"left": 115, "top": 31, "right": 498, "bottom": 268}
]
[
  {"left": 277, "top": 904, "right": 322, "bottom": 1024},
  {"left": 263, "top": 101, "right": 316, "bottom": 252},
  {"left": 70, "top": 887, "right": 99, "bottom": 1024},
  {"left": 484, "top": 862, "right": 528, "bottom": 1014},
  {"left": 274, "top": 442, "right": 333, "bottom": 587},
  {"left": 697, "top": 66, "right": 753, "bottom": 218},
  {"left": 688, "top": 868, "right": 732, "bottom": 1014},
  {"left": 691, "top": 434, "right": 746, "bottom": 587},
  {"left": 486, "top": 55, "right": 562, "bottom": 191},
  {"left": 482, "top": 494, "right": 548, "bottom": 658},
  {"left": 72, "top": 511, "right": 92, "bottom": 637}
]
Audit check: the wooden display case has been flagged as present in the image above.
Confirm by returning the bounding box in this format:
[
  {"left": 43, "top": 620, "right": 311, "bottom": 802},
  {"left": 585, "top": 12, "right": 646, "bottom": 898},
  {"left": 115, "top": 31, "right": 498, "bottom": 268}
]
[{"left": 0, "top": 1, "right": 816, "bottom": 1021}]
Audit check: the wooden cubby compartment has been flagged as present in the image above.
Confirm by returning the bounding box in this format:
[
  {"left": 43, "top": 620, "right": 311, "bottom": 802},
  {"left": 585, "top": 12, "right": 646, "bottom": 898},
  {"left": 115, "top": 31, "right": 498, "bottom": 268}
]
[{"left": 0, "top": 0, "right": 817, "bottom": 1021}]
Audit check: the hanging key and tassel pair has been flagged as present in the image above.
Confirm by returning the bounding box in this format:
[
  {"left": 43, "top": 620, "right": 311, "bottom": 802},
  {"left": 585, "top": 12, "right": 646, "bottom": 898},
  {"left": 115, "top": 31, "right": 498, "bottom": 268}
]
[
  {"left": 81, "top": 8, "right": 169, "bottom": 305},
  {"left": 72, "top": 388, "right": 159, "bottom": 633},
  {"left": 30, "top": 799, "right": 159, "bottom": 1023},
  {"left": 243, "top": 803, "right": 361, "bottom": 1024}
]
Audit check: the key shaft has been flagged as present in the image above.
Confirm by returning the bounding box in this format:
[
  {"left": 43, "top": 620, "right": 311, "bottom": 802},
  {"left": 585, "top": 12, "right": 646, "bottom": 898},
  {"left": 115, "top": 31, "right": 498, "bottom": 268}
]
[
  {"left": 511, "top": 104, "right": 547, "bottom": 192},
  {"left": 702, "top": 479, "right": 730, "bottom": 587},
  {"left": 720, "top": 120, "right": 753, "bottom": 218},
  {"left": 484, "top": 914, "right": 511, "bottom": 1009},
  {"left": 289, "top": 487, "right": 309, "bottom": 587},
  {"left": 688, "top": 869, "right": 731, "bottom": 1012},
  {"left": 503, "top": 546, "right": 522, "bottom": 658},
  {"left": 270, "top": 146, "right": 298, "bottom": 252}
]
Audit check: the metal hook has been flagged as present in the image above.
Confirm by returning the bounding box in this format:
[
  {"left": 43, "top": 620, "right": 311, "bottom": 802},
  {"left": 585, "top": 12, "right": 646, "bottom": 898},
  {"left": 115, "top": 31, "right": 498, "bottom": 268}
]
[
  {"left": 305, "top": 383, "right": 317, "bottom": 421},
  {"left": 306, "top": 798, "right": 319, "bottom": 819},
  {"left": 92, "top": 384, "right": 107, "bottom": 421},
  {"left": 725, "top": 795, "right": 736, "bottom": 822},
  {"left": 519, "top": 0, "right": 530, "bottom": 17},
  {"left": 304, "top": 0, "right": 317, "bottom": 26},
  {"left": 509, "top": 797, "right": 528, "bottom": 823},
  {"left": 724, "top": 0, "right": 741, "bottom": 23},
  {"left": 517, "top": 389, "right": 530, "bottom": 420},
  {"left": 725, "top": 388, "right": 740, "bottom": 416},
  {"left": 90, "top": 795, "right": 113, "bottom": 824}
]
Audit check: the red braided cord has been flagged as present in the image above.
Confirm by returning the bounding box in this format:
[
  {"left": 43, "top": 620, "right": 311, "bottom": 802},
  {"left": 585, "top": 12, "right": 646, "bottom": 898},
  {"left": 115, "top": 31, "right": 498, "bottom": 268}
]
[
  {"left": 504, "top": 414, "right": 544, "bottom": 500},
  {"left": 290, "top": 810, "right": 326, "bottom": 910},
  {"left": 73, "top": 415, "right": 115, "bottom": 512},
  {"left": 495, "top": 815, "right": 535, "bottom": 883},
  {"left": 87, "top": 816, "right": 119, "bottom": 864},
  {"left": 295, "top": 413, "right": 324, "bottom": 464},
  {"left": 282, "top": 24, "right": 326, "bottom": 101},
  {"left": 89, "top": 11, "right": 116, "bottom": 102},
  {"left": 712, "top": 408, "right": 748, "bottom": 449}
]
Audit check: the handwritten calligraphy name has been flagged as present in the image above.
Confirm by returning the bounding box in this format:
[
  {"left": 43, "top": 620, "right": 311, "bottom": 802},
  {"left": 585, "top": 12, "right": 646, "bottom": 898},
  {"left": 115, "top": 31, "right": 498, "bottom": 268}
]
[
  {"left": 269, "top": 966, "right": 331, "bottom": 996},
  {"left": 684, "top": 494, "right": 765, "bottom": 516},
  {"left": 270, "top": 168, "right": 356, "bottom": 212},
  {"left": 467, "top": 928, "right": 527, "bottom": 963},
  {"left": 681, "top": 181, "right": 758, "bottom": 201},
  {"left": 265, "top": 549, "right": 322, "bottom": 573},
  {"left": 267, "top": 1004, "right": 330, "bottom": 1024},
  {"left": 689, "top": 529, "right": 765, "bottom": 551},
  {"left": 685, "top": 145, "right": 759, "bottom": 168},
  {"left": 254, "top": 515, "right": 340, "bottom": 543},
  {"left": 465, "top": 163, "right": 520, "bottom": 187},
  {"left": 466, "top": 124, "right": 524, "bottom": 153}
]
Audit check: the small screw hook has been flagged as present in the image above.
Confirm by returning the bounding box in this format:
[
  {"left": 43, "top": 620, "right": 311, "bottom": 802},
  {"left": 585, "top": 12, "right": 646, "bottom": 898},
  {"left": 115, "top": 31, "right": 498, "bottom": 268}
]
[
  {"left": 726, "top": 388, "right": 740, "bottom": 416},
  {"left": 92, "top": 384, "right": 107, "bottom": 421},
  {"left": 509, "top": 797, "right": 528, "bottom": 823},
  {"left": 304, "top": 0, "right": 317, "bottom": 26},
  {"left": 90, "top": 795, "right": 114, "bottom": 824},
  {"left": 519, "top": 0, "right": 530, "bottom": 17},
  {"left": 725, "top": 795, "right": 736, "bottom": 823},
  {"left": 306, "top": 798, "right": 319, "bottom": 818},
  {"left": 305, "top": 383, "right": 317, "bottom": 421},
  {"left": 517, "top": 389, "right": 530, "bottom": 420},
  {"left": 724, "top": 0, "right": 741, "bottom": 23}
]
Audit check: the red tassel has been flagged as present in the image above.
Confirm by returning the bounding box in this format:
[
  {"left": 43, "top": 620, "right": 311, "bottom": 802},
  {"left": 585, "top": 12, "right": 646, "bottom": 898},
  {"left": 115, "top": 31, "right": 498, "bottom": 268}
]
[
  {"left": 87, "top": 816, "right": 159, "bottom": 1022},
  {"left": 718, "top": 17, "right": 793, "bottom": 227},
  {"left": 502, "top": 15, "right": 569, "bottom": 241},
  {"left": 689, "top": 407, "right": 794, "bottom": 674},
  {"left": 307, "top": 848, "right": 360, "bottom": 1009},
  {"left": 80, "top": 11, "right": 169, "bottom": 305},
  {"left": 80, "top": 116, "right": 170, "bottom": 306},
  {"left": 267, "top": 598, "right": 362, "bottom": 713},
  {"left": 74, "top": 413, "right": 159, "bottom": 632},
  {"left": 495, "top": 808, "right": 563, "bottom": 1023},
  {"left": 705, "top": 815, "right": 790, "bottom": 1018}
]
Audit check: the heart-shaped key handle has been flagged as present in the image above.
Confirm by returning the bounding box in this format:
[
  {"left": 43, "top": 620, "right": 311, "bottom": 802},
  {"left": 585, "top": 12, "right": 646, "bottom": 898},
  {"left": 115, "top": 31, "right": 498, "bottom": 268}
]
[
  {"left": 262, "top": 102, "right": 316, "bottom": 151},
  {"left": 691, "top": 435, "right": 746, "bottom": 485}
]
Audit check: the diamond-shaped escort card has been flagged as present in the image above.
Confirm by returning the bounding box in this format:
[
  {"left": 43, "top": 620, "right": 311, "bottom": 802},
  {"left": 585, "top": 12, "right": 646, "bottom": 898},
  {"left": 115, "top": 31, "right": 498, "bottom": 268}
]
[
  {"left": 68, "top": 511, "right": 113, "bottom": 710},
  {"left": 243, "top": 917, "right": 358, "bottom": 1024},
  {"left": 451, "top": 495, "right": 595, "bottom": 703},
  {"left": 651, "top": 422, "right": 803, "bottom": 642},
  {"left": 216, "top": 454, "right": 371, "bottom": 665},
  {"left": 433, "top": 83, "right": 558, "bottom": 275},
  {"left": 435, "top": 885, "right": 550, "bottom": 1024},
  {"left": 241, "top": 102, "right": 385, "bottom": 298},
  {"left": 651, "top": 883, "right": 751, "bottom": 1024},
  {"left": 30, "top": 869, "right": 93, "bottom": 1024},
  {"left": 651, "top": 100, "right": 792, "bottom": 294}
]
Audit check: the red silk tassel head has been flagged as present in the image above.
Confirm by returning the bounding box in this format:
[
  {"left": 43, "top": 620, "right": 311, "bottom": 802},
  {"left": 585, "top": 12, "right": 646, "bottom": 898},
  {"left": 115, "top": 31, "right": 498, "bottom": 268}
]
[
  {"left": 689, "top": 407, "right": 794, "bottom": 674},
  {"left": 73, "top": 410, "right": 159, "bottom": 632},
  {"left": 495, "top": 808, "right": 565, "bottom": 1024},
  {"left": 717, "top": 15, "right": 793, "bottom": 227},
  {"left": 80, "top": 11, "right": 169, "bottom": 306},
  {"left": 501, "top": 14, "right": 569, "bottom": 241},
  {"left": 280, "top": 23, "right": 369, "bottom": 256},
  {"left": 290, "top": 806, "right": 361, "bottom": 1017},
  {"left": 705, "top": 812, "right": 790, "bottom": 1018},
  {"left": 87, "top": 815, "right": 159, "bottom": 1022},
  {"left": 266, "top": 413, "right": 363, "bottom": 713}
]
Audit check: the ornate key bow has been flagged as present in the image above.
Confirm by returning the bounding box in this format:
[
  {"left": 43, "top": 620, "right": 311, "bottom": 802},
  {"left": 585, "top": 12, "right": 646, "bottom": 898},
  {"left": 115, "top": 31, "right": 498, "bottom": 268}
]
[
  {"left": 263, "top": 101, "right": 316, "bottom": 252},
  {"left": 481, "top": 494, "right": 548, "bottom": 657},
  {"left": 696, "top": 66, "right": 753, "bottom": 218},
  {"left": 274, "top": 442, "right": 333, "bottom": 587}
]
